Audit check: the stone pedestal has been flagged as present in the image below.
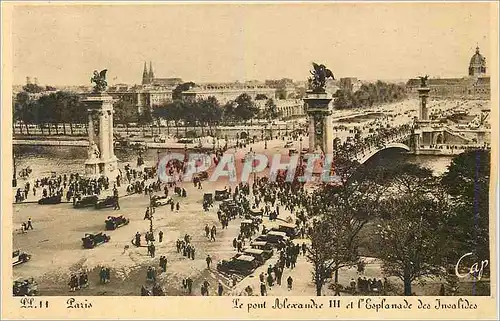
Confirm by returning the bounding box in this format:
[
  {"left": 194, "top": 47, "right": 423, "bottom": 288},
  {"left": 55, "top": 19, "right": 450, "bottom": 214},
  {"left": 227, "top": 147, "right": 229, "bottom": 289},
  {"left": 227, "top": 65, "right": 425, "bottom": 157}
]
[
  {"left": 303, "top": 91, "right": 333, "bottom": 155},
  {"left": 83, "top": 93, "right": 119, "bottom": 180},
  {"left": 418, "top": 87, "right": 431, "bottom": 121}
]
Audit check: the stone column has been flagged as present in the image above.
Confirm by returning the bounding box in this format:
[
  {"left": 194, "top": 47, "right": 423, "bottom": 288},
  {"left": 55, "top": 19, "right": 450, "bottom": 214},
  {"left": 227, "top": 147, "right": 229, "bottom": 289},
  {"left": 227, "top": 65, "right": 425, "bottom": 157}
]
[
  {"left": 108, "top": 110, "right": 115, "bottom": 158},
  {"left": 99, "top": 111, "right": 110, "bottom": 160},
  {"left": 308, "top": 115, "right": 315, "bottom": 152},
  {"left": 324, "top": 113, "right": 334, "bottom": 155},
  {"left": 88, "top": 113, "right": 94, "bottom": 143}
]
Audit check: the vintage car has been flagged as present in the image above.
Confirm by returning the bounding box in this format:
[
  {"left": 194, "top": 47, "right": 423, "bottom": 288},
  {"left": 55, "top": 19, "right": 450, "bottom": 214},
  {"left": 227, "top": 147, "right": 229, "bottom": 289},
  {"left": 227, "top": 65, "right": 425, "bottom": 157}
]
[
  {"left": 105, "top": 216, "right": 130, "bottom": 230},
  {"left": 270, "top": 223, "right": 299, "bottom": 239},
  {"left": 13, "top": 250, "right": 31, "bottom": 266},
  {"left": 255, "top": 231, "right": 289, "bottom": 246},
  {"left": 193, "top": 171, "right": 209, "bottom": 181},
  {"left": 95, "top": 196, "right": 118, "bottom": 209},
  {"left": 241, "top": 248, "right": 267, "bottom": 264},
  {"left": 203, "top": 193, "right": 213, "bottom": 205},
  {"left": 216, "top": 255, "right": 258, "bottom": 275},
  {"left": 81, "top": 232, "right": 110, "bottom": 249},
  {"left": 240, "top": 219, "right": 256, "bottom": 229},
  {"left": 73, "top": 195, "right": 98, "bottom": 208},
  {"left": 214, "top": 190, "right": 230, "bottom": 201},
  {"left": 249, "top": 241, "right": 274, "bottom": 259},
  {"left": 13, "top": 278, "right": 38, "bottom": 296},
  {"left": 38, "top": 195, "right": 62, "bottom": 205},
  {"left": 152, "top": 196, "right": 173, "bottom": 207},
  {"left": 284, "top": 141, "right": 294, "bottom": 148},
  {"left": 247, "top": 208, "right": 263, "bottom": 218},
  {"left": 288, "top": 148, "right": 298, "bottom": 156}
]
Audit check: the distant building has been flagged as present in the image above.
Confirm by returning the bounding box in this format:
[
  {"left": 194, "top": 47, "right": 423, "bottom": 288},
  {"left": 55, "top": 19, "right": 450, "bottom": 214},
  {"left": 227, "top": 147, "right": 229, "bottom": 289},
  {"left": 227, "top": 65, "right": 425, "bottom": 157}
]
[
  {"left": 141, "top": 61, "right": 183, "bottom": 87},
  {"left": 182, "top": 83, "right": 276, "bottom": 105},
  {"left": 107, "top": 84, "right": 173, "bottom": 113},
  {"left": 406, "top": 46, "right": 490, "bottom": 99},
  {"left": 338, "top": 77, "right": 363, "bottom": 92}
]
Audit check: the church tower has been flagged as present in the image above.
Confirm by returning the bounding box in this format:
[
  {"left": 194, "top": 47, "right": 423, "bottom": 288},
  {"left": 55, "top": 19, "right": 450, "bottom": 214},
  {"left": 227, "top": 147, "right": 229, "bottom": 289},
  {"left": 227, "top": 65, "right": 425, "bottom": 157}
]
[
  {"left": 142, "top": 62, "right": 149, "bottom": 85},
  {"left": 148, "top": 61, "right": 155, "bottom": 84}
]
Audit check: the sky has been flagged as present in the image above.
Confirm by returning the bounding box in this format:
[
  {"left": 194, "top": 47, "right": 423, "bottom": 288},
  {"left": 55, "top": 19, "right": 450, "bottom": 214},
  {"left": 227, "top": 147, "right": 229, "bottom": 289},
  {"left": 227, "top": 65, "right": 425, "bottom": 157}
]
[{"left": 11, "top": 2, "right": 494, "bottom": 86}]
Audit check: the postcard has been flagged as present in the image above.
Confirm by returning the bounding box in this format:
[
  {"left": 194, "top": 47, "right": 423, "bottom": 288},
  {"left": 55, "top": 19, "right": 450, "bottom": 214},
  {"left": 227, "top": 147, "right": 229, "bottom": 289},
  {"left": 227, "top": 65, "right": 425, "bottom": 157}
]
[{"left": 1, "top": 1, "right": 498, "bottom": 319}]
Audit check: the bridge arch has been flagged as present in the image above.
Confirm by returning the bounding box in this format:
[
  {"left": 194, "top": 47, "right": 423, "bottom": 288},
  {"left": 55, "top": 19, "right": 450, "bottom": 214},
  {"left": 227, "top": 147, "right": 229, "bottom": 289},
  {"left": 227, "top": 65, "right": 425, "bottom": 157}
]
[{"left": 359, "top": 143, "right": 411, "bottom": 164}]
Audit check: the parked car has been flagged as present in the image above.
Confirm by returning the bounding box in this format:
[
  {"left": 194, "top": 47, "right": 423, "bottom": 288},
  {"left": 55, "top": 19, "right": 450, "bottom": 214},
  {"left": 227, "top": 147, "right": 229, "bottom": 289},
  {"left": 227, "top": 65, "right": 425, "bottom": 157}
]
[
  {"left": 152, "top": 196, "right": 173, "bottom": 207},
  {"left": 95, "top": 196, "right": 118, "bottom": 209},
  {"left": 288, "top": 148, "right": 298, "bottom": 156},
  {"left": 214, "top": 190, "right": 230, "bottom": 201},
  {"left": 38, "top": 195, "right": 62, "bottom": 205},
  {"left": 73, "top": 195, "right": 98, "bottom": 208},
  {"left": 271, "top": 223, "right": 299, "bottom": 239},
  {"left": 12, "top": 250, "right": 31, "bottom": 266},
  {"left": 193, "top": 171, "right": 209, "bottom": 181},
  {"left": 255, "top": 231, "right": 289, "bottom": 246},
  {"left": 284, "top": 141, "right": 293, "bottom": 148},
  {"left": 216, "top": 255, "right": 258, "bottom": 275},
  {"left": 105, "top": 216, "right": 130, "bottom": 230},
  {"left": 13, "top": 278, "right": 38, "bottom": 296},
  {"left": 81, "top": 232, "right": 110, "bottom": 249},
  {"left": 242, "top": 248, "right": 267, "bottom": 264},
  {"left": 249, "top": 241, "right": 274, "bottom": 259}
]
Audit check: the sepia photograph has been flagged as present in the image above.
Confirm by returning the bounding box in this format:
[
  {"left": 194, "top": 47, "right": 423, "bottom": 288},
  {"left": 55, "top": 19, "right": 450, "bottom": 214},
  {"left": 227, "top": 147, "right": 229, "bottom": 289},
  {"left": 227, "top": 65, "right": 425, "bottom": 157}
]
[{"left": 2, "top": 1, "right": 498, "bottom": 319}]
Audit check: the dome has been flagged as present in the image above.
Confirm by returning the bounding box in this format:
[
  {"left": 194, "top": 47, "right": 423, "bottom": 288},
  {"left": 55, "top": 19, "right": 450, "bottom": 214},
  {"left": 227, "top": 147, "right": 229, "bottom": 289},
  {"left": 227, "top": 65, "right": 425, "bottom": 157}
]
[
  {"left": 470, "top": 46, "right": 486, "bottom": 66},
  {"left": 469, "top": 46, "right": 486, "bottom": 76}
]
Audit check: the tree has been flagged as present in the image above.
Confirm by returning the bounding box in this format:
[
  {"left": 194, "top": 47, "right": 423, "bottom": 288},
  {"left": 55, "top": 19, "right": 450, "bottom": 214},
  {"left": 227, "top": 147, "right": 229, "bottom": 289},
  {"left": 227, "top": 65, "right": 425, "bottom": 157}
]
[
  {"left": 441, "top": 150, "right": 490, "bottom": 265},
  {"left": 172, "top": 82, "right": 196, "bottom": 100},
  {"left": 114, "top": 99, "right": 138, "bottom": 136},
  {"left": 373, "top": 195, "right": 447, "bottom": 295},
  {"left": 370, "top": 164, "right": 448, "bottom": 295},
  {"left": 263, "top": 98, "right": 279, "bottom": 120},
  {"left": 234, "top": 93, "right": 259, "bottom": 122},
  {"left": 22, "top": 83, "right": 44, "bottom": 93},
  {"left": 306, "top": 207, "right": 361, "bottom": 296},
  {"left": 255, "top": 93, "right": 268, "bottom": 100},
  {"left": 306, "top": 156, "right": 388, "bottom": 295}
]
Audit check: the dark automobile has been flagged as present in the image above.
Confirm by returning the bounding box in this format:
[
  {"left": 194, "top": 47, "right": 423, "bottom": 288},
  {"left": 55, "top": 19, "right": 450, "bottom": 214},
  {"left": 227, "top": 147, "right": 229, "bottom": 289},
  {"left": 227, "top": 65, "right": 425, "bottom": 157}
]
[
  {"left": 13, "top": 278, "right": 38, "bottom": 296},
  {"left": 214, "top": 190, "right": 230, "bottom": 201},
  {"left": 255, "top": 231, "right": 289, "bottom": 246},
  {"left": 13, "top": 250, "right": 31, "bottom": 266},
  {"left": 38, "top": 195, "right": 62, "bottom": 205},
  {"left": 216, "top": 255, "right": 258, "bottom": 275},
  {"left": 270, "top": 223, "right": 299, "bottom": 239},
  {"left": 95, "top": 196, "right": 118, "bottom": 209},
  {"left": 241, "top": 248, "right": 267, "bottom": 264},
  {"left": 73, "top": 195, "right": 98, "bottom": 208},
  {"left": 82, "top": 232, "right": 110, "bottom": 249},
  {"left": 203, "top": 193, "right": 213, "bottom": 206},
  {"left": 151, "top": 195, "right": 173, "bottom": 207},
  {"left": 249, "top": 241, "right": 274, "bottom": 259},
  {"left": 105, "top": 216, "right": 130, "bottom": 230},
  {"left": 194, "top": 171, "right": 209, "bottom": 181},
  {"left": 247, "top": 209, "right": 263, "bottom": 218}
]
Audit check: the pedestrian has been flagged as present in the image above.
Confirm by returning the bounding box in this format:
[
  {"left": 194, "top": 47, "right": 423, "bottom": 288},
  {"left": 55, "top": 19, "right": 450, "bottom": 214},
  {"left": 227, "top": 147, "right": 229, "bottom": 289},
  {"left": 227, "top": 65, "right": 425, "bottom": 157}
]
[
  {"left": 287, "top": 276, "right": 293, "bottom": 290},
  {"left": 206, "top": 255, "right": 212, "bottom": 269},
  {"left": 113, "top": 197, "right": 120, "bottom": 210},
  {"left": 170, "top": 202, "right": 175, "bottom": 211},
  {"left": 205, "top": 224, "right": 210, "bottom": 238},
  {"left": 210, "top": 230, "right": 216, "bottom": 242},
  {"left": 176, "top": 202, "right": 180, "bottom": 211},
  {"left": 150, "top": 243, "right": 156, "bottom": 258},
  {"left": 260, "top": 282, "right": 267, "bottom": 296},
  {"left": 158, "top": 230, "right": 163, "bottom": 243},
  {"left": 26, "top": 217, "right": 33, "bottom": 230},
  {"left": 218, "top": 281, "right": 224, "bottom": 296},
  {"left": 191, "top": 246, "right": 196, "bottom": 260},
  {"left": 186, "top": 277, "right": 193, "bottom": 294}
]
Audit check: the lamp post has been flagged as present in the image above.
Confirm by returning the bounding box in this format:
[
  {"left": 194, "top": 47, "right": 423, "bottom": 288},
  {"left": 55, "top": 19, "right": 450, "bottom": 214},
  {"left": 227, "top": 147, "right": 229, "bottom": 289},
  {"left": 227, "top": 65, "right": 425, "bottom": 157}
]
[
  {"left": 252, "top": 151, "right": 257, "bottom": 182},
  {"left": 12, "top": 154, "right": 17, "bottom": 187}
]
